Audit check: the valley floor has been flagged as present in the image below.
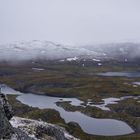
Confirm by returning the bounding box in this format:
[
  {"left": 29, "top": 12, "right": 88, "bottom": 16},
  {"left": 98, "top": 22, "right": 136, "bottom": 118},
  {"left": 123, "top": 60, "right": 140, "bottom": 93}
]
[{"left": 0, "top": 61, "right": 140, "bottom": 140}]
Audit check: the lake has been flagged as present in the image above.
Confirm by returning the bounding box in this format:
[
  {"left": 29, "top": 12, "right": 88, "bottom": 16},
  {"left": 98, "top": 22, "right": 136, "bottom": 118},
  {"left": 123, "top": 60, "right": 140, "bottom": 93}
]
[{"left": 1, "top": 84, "right": 134, "bottom": 136}]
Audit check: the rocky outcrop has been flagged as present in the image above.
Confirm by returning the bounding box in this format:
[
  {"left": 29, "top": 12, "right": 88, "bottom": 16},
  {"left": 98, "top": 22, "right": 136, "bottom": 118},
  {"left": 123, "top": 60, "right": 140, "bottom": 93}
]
[
  {"left": 10, "top": 117, "right": 79, "bottom": 140},
  {"left": 0, "top": 93, "right": 13, "bottom": 139},
  {"left": 0, "top": 94, "right": 13, "bottom": 120},
  {"left": 0, "top": 93, "right": 79, "bottom": 140}
]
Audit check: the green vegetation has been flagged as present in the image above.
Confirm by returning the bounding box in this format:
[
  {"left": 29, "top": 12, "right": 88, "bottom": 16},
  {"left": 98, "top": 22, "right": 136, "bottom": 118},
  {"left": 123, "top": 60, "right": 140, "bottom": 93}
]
[
  {"left": 0, "top": 62, "right": 140, "bottom": 101},
  {"left": 0, "top": 61, "right": 140, "bottom": 140}
]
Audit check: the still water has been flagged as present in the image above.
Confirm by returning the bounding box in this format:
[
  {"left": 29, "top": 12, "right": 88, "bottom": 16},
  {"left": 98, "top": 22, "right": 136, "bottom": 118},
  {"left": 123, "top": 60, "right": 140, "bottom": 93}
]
[
  {"left": 97, "top": 72, "right": 140, "bottom": 77},
  {"left": 1, "top": 85, "right": 134, "bottom": 136}
]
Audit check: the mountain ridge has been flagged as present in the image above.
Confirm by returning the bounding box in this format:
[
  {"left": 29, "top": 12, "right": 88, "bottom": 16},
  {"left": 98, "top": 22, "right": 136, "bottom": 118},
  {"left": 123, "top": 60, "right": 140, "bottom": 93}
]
[{"left": 0, "top": 40, "right": 140, "bottom": 62}]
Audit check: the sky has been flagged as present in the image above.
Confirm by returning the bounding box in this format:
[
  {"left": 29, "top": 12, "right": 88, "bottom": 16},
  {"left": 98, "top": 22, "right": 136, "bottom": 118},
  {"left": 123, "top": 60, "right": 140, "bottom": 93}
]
[{"left": 0, "top": 0, "right": 140, "bottom": 45}]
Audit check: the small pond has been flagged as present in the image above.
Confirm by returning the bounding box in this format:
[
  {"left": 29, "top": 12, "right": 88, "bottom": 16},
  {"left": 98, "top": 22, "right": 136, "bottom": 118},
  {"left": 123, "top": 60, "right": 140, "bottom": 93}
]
[
  {"left": 133, "top": 82, "right": 140, "bottom": 85},
  {"left": 97, "top": 72, "right": 140, "bottom": 78}
]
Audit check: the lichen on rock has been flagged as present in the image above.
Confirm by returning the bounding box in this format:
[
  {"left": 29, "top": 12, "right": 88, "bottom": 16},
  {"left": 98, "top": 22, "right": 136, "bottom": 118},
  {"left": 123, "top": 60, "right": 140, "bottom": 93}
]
[{"left": 10, "top": 117, "right": 79, "bottom": 140}]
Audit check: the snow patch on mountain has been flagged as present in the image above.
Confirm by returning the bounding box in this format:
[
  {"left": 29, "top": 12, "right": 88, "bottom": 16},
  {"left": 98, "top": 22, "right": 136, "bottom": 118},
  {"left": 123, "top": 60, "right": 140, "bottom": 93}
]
[
  {"left": 66, "top": 57, "right": 79, "bottom": 61},
  {"left": 92, "top": 58, "right": 101, "bottom": 62}
]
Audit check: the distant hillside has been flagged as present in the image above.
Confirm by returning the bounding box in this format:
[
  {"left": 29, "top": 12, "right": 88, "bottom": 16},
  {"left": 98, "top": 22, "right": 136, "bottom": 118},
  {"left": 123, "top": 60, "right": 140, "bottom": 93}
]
[{"left": 0, "top": 41, "right": 140, "bottom": 63}]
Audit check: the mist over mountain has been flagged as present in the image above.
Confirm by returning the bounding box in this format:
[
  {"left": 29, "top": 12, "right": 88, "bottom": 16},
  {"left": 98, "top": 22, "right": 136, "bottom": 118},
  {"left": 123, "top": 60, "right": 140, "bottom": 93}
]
[
  {"left": 83, "top": 43, "right": 140, "bottom": 60},
  {"left": 0, "top": 40, "right": 140, "bottom": 62}
]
